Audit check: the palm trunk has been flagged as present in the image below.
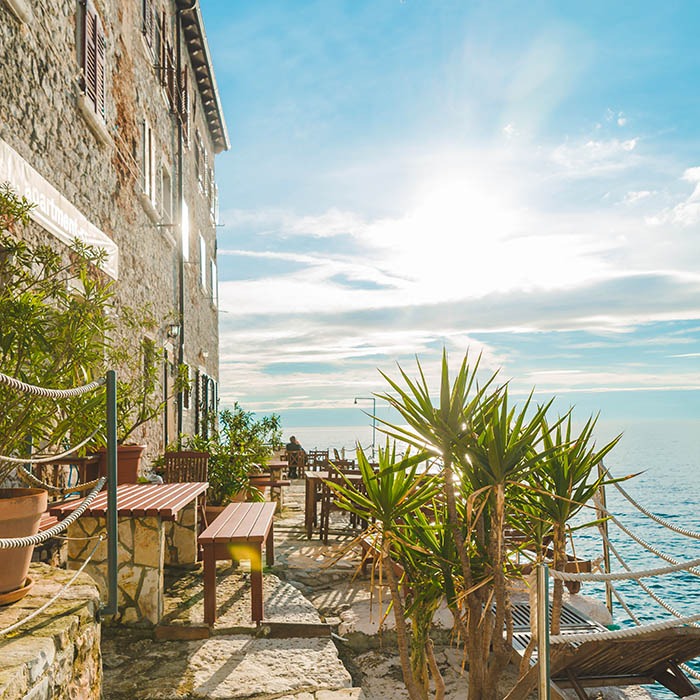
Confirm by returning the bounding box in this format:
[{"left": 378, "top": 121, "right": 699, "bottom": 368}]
[
  {"left": 441, "top": 458, "right": 489, "bottom": 699},
  {"left": 425, "top": 638, "right": 445, "bottom": 700},
  {"left": 550, "top": 523, "right": 566, "bottom": 636},
  {"left": 484, "top": 484, "right": 512, "bottom": 700},
  {"left": 383, "top": 539, "right": 425, "bottom": 700}
]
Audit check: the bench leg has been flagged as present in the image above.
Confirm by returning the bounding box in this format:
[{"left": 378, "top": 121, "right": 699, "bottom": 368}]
[
  {"left": 203, "top": 544, "right": 217, "bottom": 625},
  {"left": 251, "top": 543, "right": 263, "bottom": 623},
  {"left": 266, "top": 522, "right": 274, "bottom": 566}
]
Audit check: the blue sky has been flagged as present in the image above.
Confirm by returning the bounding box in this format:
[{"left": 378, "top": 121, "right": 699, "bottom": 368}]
[{"left": 200, "top": 0, "right": 700, "bottom": 428}]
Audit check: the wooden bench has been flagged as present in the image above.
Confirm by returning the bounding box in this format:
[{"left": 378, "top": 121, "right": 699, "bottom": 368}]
[{"left": 198, "top": 501, "right": 277, "bottom": 625}]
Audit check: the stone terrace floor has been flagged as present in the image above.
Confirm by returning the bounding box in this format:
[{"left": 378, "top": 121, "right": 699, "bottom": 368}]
[{"left": 101, "top": 479, "right": 387, "bottom": 700}]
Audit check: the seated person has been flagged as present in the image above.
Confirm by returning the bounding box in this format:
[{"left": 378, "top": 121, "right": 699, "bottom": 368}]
[{"left": 285, "top": 436, "right": 306, "bottom": 477}]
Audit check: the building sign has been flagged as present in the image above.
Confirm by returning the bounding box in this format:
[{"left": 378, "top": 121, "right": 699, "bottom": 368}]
[{"left": 0, "top": 137, "right": 119, "bottom": 279}]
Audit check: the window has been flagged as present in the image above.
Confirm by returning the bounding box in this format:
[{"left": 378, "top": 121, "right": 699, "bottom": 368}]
[
  {"left": 199, "top": 234, "right": 206, "bottom": 289},
  {"left": 160, "top": 166, "right": 172, "bottom": 223},
  {"left": 210, "top": 259, "right": 218, "bottom": 305},
  {"left": 179, "top": 68, "right": 190, "bottom": 146},
  {"left": 141, "top": 0, "right": 154, "bottom": 50},
  {"left": 194, "top": 130, "right": 205, "bottom": 192},
  {"left": 209, "top": 177, "right": 218, "bottom": 222},
  {"left": 141, "top": 119, "right": 156, "bottom": 205},
  {"left": 80, "top": 0, "right": 106, "bottom": 121}
]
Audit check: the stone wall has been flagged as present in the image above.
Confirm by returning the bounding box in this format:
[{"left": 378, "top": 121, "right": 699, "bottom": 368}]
[
  {"left": 66, "top": 502, "right": 200, "bottom": 626},
  {"left": 0, "top": 0, "right": 223, "bottom": 463},
  {"left": 0, "top": 563, "right": 102, "bottom": 700}
]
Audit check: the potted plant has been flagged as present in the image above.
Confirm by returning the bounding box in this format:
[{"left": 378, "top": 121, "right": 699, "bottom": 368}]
[
  {"left": 169, "top": 403, "right": 282, "bottom": 517},
  {"left": 89, "top": 315, "right": 190, "bottom": 484},
  {"left": 0, "top": 184, "right": 114, "bottom": 600}
]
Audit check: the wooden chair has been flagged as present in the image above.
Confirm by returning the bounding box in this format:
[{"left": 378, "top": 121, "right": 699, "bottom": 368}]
[
  {"left": 285, "top": 450, "right": 306, "bottom": 478},
  {"left": 319, "top": 469, "right": 364, "bottom": 544},
  {"left": 161, "top": 450, "right": 209, "bottom": 483},
  {"left": 307, "top": 449, "right": 329, "bottom": 471},
  {"left": 161, "top": 450, "right": 210, "bottom": 535}
]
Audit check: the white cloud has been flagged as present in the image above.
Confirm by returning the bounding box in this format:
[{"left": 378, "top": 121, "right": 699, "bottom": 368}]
[
  {"left": 621, "top": 190, "right": 653, "bottom": 205},
  {"left": 550, "top": 137, "right": 639, "bottom": 176}
]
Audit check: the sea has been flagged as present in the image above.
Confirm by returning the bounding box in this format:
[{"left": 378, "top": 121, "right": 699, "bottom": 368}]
[{"left": 287, "top": 419, "right": 700, "bottom": 698}]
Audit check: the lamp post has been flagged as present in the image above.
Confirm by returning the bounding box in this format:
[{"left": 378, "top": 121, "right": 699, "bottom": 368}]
[{"left": 354, "top": 396, "right": 376, "bottom": 460}]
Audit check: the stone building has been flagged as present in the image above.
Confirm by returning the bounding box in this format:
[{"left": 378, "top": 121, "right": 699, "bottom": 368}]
[{"left": 0, "top": 0, "right": 229, "bottom": 460}]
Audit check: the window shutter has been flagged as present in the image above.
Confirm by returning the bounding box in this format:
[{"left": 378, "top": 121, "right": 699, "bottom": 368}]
[
  {"left": 82, "top": 1, "right": 97, "bottom": 108},
  {"left": 95, "top": 16, "right": 106, "bottom": 120},
  {"left": 180, "top": 68, "right": 190, "bottom": 145},
  {"left": 142, "top": 0, "right": 153, "bottom": 46},
  {"left": 81, "top": 1, "right": 106, "bottom": 120},
  {"left": 159, "top": 12, "right": 167, "bottom": 87}
]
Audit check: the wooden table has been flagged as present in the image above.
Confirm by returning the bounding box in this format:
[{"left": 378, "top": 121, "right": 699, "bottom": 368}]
[
  {"left": 50, "top": 482, "right": 208, "bottom": 624},
  {"left": 304, "top": 470, "right": 364, "bottom": 539}
]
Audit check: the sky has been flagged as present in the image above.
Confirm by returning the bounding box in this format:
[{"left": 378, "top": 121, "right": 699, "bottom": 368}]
[{"left": 199, "top": 0, "right": 700, "bottom": 430}]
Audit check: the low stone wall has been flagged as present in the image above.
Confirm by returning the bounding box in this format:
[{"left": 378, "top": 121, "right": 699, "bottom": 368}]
[{"left": 0, "top": 562, "right": 102, "bottom": 700}]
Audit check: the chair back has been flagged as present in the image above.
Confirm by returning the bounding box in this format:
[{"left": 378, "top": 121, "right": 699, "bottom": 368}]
[
  {"left": 285, "top": 449, "right": 306, "bottom": 477},
  {"left": 162, "top": 450, "right": 209, "bottom": 483},
  {"left": 330, "top": 458, "right": 355, "bottom": 472},
  {"left": 307, "top": 449, "right": 329, "bottom": 471}
]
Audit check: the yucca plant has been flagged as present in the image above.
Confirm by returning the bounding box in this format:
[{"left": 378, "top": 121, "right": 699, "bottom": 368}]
[
  {"left": 330, "top": 442, "right": 439, "bottom": 700},
  {"left": 376, "top": 351, "right": 519, "bottom": 700},
  {"left": 525, "top": 414, "right": 621, "bottom": 634}
]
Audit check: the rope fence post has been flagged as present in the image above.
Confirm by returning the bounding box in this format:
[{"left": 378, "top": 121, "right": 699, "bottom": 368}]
[
  {"left": 102, "top": 369, "right": 118, "bottom": 617},
  {"left": 537, "top": 563, "right": 551, "bottom": 700},
  {"left": 598, "top": 463, "right": 613, "bottom": 616}
]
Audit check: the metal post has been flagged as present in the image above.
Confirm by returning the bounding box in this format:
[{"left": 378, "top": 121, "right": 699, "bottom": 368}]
[
  {"left": 537, "top": 563, "right": 551, "bottom": 700},
  {"left": 597, "top": 464, "right": 613, "bottom": 616},
  {"left": 101, "top": 369, "right": 118, "bottom": 616},
  {"left": 354, "top": 396, "right": 376, "bottom": 459}
]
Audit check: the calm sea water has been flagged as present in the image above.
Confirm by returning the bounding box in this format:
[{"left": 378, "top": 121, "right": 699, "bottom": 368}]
[{"left": 288, "top": 419, "right": 700, "bottom": 698}]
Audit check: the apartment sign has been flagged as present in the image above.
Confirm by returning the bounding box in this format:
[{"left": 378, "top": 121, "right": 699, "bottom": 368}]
[{"left": 0, "top": 137, "right": 119, "bottom": 279}]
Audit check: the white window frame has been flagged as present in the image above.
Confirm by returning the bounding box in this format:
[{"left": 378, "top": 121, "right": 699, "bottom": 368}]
[{"left": 199, "top": 234, "right": 207, "bottom": 289}]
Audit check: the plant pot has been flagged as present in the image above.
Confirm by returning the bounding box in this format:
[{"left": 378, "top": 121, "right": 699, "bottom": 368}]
[
  {"left": 93, "top": 444, "right": 146, "bottom": 484},
  {"left": 0, "top": 488, "right": 47, "bottom": 600}
]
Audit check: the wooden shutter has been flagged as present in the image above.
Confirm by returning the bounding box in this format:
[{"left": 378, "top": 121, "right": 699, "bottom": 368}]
[
  {"left": 159, "top": 12, "right": 167, "bottom": 86},
  {"left": 82, "top": 1, "right": 97, "bottom": 107},
  {"left": 142, "top": 0, "right": 154, "bottom": 47},
  {"left": 95, "top": 17, "right": 106, "bottom": 120},
  {"left": 81, "top": 0, "right": 106, "bottom": 119},
  {"left": 179, "top": 67, "right": 190, "bottom": 145}
]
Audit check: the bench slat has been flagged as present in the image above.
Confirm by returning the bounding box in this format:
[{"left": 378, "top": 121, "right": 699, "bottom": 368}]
[
  {"left": 49, "top": 482, "right": 208, "bottom": 521},
  {"left": 200, "top": 502, "right": 276, "bottom": 543}
]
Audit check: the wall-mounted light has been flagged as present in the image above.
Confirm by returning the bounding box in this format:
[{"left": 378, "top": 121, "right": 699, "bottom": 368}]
[{"left": 167, "top": 323, "right": 181, "bottom": 339}]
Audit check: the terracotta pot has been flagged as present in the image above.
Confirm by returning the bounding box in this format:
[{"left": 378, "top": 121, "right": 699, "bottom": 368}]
[
  {"left": 94, "top": 444, "right": 146, "bottom": 484},
  {"left": 0, "top": 488, "right": 47, "bottom": 599}
]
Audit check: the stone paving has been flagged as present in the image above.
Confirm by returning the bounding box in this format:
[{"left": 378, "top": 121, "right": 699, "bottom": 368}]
[
  {"left": 101, "top": 480, "right": 657, "bottom": 700},
  {"left": 102, "top": 480, "right": 370, "bottom": 700}
]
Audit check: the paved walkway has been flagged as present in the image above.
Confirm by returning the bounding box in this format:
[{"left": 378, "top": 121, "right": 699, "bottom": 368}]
[{"left": 102, "top": 479, "right": 373, "bottom": 700}]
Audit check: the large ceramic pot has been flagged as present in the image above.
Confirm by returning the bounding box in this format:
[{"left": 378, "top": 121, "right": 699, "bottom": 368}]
[
  {"left": 94, "top": 444, "right": 146, "bottom": 484},
  {"left": 0, "top": 488, "right": 47, "bottom": 601}
]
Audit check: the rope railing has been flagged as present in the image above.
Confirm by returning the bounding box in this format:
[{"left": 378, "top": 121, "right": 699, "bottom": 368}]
[
  {"left": 0, "top": 534, "right": 105, "bottom": 637},
  {"left": 16, "top": 467, "right": 102, "bottom": 495},
  {"left": 0, "top": 371, "right": 105, "bottom": 398},
  {"left": 598, "top": 518, "right": 693, "bottom": 624},
  {"left": 549, "top": 555, "right": 700, "bottom": 582},
  {"left": 0, "top": 477, "right": 106, "bottom": 549},
  {"left": 603, "top": 464, "right": 700, "bottom": 540},
  {"left": 549, "top": 612, "right": 700, "bottom": 645},
  {"left": 594, "top": 496, "right": 700, "bottom": 577},
  {"left": 0, "top": 427, "right": 101, "bottom": 464}
]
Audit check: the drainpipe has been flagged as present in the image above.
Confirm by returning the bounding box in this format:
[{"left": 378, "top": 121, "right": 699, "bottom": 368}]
[{"left": 175, "top": 0, "right": 197, "bottom": 441}]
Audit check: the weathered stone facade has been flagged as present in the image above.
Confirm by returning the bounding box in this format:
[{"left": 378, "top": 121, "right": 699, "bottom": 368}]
[
  {"left": 66, "top": 499, "right": 200, "bottom": 625},
  {"left": 0, "top": 563, "right": 102, "bottom": 700},
  {"left": 0, "top": 0, "right": 229, "bottom": 464}
]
